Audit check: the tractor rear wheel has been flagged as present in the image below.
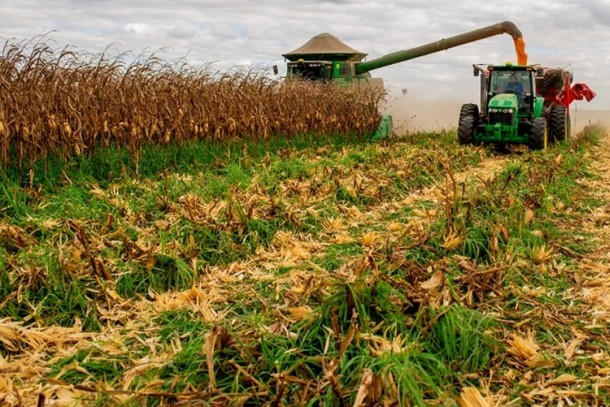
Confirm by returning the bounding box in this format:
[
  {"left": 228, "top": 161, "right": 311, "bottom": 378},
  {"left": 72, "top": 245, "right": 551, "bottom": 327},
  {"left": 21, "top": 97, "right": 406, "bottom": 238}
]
[
  {"left": 458, "top": 103, "right": 478, "bottom": 145},
  {"left": 549, "top": 105, "right": 570, "bottom": 143},
  {"left": 529, "top": 117, "right": 548, "bottom": 150}
]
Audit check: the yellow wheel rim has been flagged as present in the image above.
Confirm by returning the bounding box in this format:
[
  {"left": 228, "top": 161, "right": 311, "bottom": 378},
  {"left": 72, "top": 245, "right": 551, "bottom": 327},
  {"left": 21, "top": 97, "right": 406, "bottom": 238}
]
[{"left": 543, "top": 127, "right": 548, "bottom": 150}]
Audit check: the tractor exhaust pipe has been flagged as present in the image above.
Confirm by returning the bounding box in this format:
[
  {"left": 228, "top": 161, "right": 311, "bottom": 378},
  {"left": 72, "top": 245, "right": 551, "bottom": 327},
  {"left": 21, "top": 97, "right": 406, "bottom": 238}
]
[{"left": 355, "top": 21, "right": 527, "bottom": 75}]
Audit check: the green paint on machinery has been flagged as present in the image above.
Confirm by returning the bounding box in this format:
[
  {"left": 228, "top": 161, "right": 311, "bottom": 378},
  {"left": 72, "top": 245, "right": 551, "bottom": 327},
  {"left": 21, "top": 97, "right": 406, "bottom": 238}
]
[
  {"left": 372, "top": 115, "right": 393, "bottom": 141},
  {"left": 459, "top": 64, "right": 596, "bottom": 150}
]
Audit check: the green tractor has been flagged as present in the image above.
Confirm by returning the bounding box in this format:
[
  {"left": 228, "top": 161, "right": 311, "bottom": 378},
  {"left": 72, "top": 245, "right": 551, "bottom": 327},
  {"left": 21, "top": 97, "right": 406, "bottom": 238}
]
[{"left": 458, "top": 64, "right": 594, "bottom": 150}]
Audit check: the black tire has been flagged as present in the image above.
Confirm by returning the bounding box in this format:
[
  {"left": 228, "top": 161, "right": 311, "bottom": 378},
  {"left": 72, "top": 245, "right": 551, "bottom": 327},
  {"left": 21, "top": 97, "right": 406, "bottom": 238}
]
[
  {"left": 528, "top": 117, "right": 548, "bottom": 150},
  {"left": 549, "top": 105, "right": 570, "bottom": 143},
  {"left": 459, "top": 103, "right": 479, "bottom": 122},
  {"left": 458, "top": 116, "right": 476, "bottom": 145},
  {"left": 458, "top": 103, "right": 479, "bottom": 145},
  {"left": 542, "top": 69, "right": 564, "bottom": 91}
]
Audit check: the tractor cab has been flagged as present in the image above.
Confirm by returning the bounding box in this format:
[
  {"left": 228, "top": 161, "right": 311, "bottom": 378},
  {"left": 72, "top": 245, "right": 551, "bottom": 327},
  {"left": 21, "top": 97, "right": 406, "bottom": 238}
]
[{"left": 487, "top": 65, "right": 536, "bottom": 118}]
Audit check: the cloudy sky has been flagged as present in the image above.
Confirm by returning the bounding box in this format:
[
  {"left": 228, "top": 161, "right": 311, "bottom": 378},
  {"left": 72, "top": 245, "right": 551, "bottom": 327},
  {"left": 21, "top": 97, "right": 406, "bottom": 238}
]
[{"left": 1, "top": 0, "right": 608, "bottom": 110}]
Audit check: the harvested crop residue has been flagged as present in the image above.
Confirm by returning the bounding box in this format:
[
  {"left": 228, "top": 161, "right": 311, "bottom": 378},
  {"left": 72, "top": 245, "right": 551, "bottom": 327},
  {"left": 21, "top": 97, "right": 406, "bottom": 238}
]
[{"left": 2, "top": 127, "right": 610, "bottom": 405}]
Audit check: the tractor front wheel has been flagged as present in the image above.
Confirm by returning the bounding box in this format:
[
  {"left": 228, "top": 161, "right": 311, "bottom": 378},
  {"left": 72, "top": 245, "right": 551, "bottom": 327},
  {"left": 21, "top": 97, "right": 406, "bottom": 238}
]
[
  {"left": 529, "top": 117, "right": 548, "bottom": 150},
  {"left": 458, "top": 116, "right": 476, "bottom": 145},
  {"left": 549, "top": 105, "right": 570, "bottom": 143},
  {"left": 458, "top": 103, "right": 478, "bottom": 145}
]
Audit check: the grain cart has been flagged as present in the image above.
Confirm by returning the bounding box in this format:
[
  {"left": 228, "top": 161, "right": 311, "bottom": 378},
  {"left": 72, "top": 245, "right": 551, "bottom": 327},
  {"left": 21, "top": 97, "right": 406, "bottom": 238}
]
[
  {"left": 283, "top": 21, "right": 528, "bottom": 138},
  {"left": 458, "top": 64, "right": 596, "bottom": 149}
]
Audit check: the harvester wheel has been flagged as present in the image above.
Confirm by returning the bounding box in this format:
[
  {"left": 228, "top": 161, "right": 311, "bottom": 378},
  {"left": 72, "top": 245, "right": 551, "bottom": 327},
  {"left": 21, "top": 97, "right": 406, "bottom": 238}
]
[
  {"left": 458, "top": 103, "right": 478, "bottom": 145},
  {"left": 549, "top": 105, "right": 570, "bottom": 143},
  {"left": 529, "top": 117, "right": 548, "bottom": 150}
]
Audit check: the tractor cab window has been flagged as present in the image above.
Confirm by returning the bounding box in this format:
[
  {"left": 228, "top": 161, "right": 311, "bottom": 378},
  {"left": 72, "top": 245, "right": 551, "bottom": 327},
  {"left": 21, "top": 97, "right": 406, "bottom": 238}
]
[
  {"left": 489, "top": 70, "right": 532, "bottom": 109},
  {"left": 287, "top": 61, "right": 332, "bottom": 82}
]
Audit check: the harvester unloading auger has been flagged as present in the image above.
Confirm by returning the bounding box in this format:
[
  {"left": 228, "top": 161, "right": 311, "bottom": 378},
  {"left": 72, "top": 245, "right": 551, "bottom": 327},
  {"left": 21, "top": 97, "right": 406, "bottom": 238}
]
[{"left": 283, "top": 21, "right": 529, "bottom": 138}]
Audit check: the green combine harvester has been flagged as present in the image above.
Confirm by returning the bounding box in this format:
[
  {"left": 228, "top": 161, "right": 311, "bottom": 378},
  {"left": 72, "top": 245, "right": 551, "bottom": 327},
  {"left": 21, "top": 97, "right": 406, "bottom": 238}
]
[{"left": 458, "top": 64, "right": 596, "bottom": 149}]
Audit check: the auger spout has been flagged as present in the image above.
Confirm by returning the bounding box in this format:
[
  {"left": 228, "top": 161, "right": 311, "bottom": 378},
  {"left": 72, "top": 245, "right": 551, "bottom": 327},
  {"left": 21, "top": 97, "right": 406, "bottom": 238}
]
[{"left": 355, "top": 21, "right": 526, "bottom": 75}]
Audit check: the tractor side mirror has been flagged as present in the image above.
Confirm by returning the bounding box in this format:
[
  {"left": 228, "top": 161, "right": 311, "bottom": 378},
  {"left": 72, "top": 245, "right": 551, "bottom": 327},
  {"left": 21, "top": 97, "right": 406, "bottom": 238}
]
[
  {"left": 272, "top": 65, "right": 279, "bottom": 75},
  {"left": 474, "top": 67, "right": 480, "bottom": 77}
]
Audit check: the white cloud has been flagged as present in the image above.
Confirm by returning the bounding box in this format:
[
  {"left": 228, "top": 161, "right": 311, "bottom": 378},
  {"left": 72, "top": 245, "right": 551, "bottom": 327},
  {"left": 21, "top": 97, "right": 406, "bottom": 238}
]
[
  {"left": 0, "top": 0, "right": 607, "bottom": 109},
  {"left": 168, "top": 25, "right": 198, "bottom": 40},
  {"left": 123, "top": 23, "right": 154, "bottom": 38}
]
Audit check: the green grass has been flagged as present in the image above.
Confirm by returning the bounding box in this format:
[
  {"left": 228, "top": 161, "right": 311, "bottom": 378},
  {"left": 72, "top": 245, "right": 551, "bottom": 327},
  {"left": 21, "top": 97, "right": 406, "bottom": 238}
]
[
  {"left": 3, "top": 125, "right": 609, "bottom": 405},
  {"left": 420, "top": 304, "right": 499, "bottom": 375}
]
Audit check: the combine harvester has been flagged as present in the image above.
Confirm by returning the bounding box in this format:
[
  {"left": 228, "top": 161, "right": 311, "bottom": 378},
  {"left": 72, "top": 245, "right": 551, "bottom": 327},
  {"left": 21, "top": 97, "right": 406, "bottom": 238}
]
[{"left": 283, "top": 21, "right": 596, "bottom": 147}]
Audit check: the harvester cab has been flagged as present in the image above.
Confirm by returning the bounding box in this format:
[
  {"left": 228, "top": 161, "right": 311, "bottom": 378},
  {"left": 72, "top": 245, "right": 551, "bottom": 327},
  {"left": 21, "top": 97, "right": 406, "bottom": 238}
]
[
  {"left": 287, "top": 60, "right": 334, "bottom": 82},
  {"left": 283, "top": 34, "right": 382, "bottom": 90},
  {"left": 460, "top": 63, "right": 596, "bottom": 150}
]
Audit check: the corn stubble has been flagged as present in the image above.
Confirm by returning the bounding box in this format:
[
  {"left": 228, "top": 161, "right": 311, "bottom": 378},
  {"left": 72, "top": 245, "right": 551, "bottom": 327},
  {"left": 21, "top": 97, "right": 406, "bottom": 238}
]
[
  {"left": 0, "top": 38, "right": 382, "bottom": 167},
  {"left": 2, "top": 38, "right": 609, "bottom": 406}
]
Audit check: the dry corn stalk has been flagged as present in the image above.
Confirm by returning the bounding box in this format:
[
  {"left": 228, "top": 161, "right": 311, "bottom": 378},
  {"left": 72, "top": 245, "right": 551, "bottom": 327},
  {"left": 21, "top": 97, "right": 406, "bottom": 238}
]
[
  {"left": 0, "top": 38, "right": 383, "bottom": 167},
  {"left": 459, "top": 387, "right": 495, "bottom": 407}
]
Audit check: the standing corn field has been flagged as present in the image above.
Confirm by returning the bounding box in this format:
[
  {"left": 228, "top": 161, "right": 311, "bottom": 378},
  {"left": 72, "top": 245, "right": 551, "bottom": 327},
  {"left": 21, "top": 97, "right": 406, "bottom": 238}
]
[{"left": 0, "top": 37, "right": 383, "bottom": 168}]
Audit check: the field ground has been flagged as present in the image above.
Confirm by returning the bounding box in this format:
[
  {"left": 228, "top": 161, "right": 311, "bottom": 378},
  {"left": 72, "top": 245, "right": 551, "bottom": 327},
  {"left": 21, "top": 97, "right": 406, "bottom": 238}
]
[{"left": 1, "top": 125, "right": 610, "bottom": 406}]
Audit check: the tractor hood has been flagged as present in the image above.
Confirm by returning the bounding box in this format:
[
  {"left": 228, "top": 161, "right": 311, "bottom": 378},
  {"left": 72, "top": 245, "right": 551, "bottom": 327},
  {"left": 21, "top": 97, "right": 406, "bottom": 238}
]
[{"left": 488, "top": 94, "right": 518, "bottom": 110}]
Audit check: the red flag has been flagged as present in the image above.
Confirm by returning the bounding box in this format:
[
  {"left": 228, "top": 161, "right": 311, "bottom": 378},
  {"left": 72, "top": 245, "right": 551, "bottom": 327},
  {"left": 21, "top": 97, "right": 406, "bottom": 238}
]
[{"left": 560, "top": 85, "right": 575, "bottom": 108}]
